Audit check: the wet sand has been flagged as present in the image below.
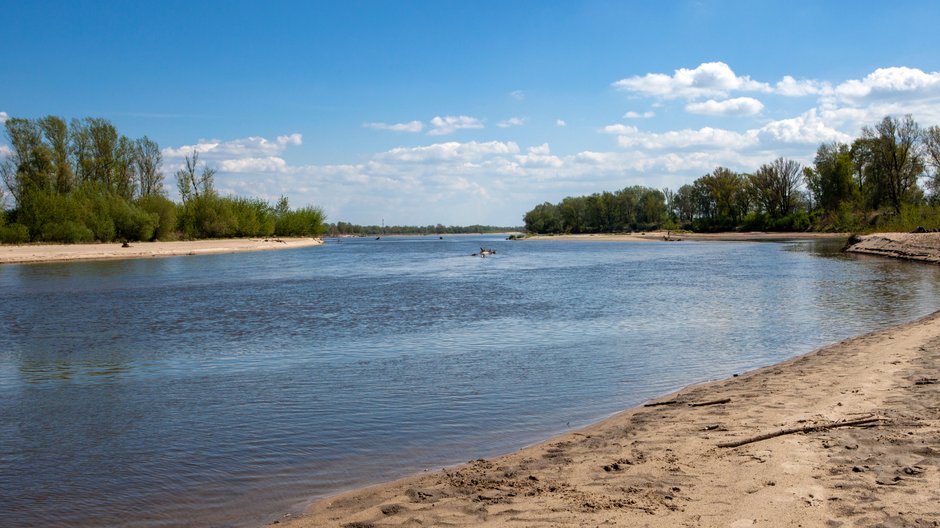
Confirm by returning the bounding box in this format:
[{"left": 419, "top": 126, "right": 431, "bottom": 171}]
[
  {"left": 273, "top": 312, "right": 940, "bottom": 527},
  {"left": 0, "top": 237, "right": 323, "bottom": 265}
]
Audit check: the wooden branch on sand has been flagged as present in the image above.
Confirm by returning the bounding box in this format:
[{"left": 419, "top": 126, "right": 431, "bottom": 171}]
[
  {"left": 689, "top": 398, "right": 731, "bottom": 407},
  {"left": 717, "top": 416, "right": 886, "bottom": 448}
]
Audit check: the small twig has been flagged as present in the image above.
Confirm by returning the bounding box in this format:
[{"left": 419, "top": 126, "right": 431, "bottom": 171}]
[
  {"left": 689, "top": 398, "right": 731, "bottom": 407},
  {"left": 717, "top": 416, "right": 885, "bottom": 448}
]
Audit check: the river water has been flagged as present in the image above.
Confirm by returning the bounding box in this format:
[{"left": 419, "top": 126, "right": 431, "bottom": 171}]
[{"left": 2, "top": 235, "right": 939, "bottom": 527}]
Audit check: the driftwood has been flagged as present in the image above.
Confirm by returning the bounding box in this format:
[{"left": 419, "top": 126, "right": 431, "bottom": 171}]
[
  {"left": 689, "top": 398, "right": 731, "bottom": 407},
  {"left": 644, "top": 399, "right": 681, "bottom": 407},
  {"left": 717, "top": 416, "right": 885, "bottom": 448},
  {"left": 645, "top": 397, "right": 732, "bottom": 408}
]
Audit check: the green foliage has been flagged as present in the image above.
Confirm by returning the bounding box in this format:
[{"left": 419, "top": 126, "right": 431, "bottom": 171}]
[
  {"left": 136, "top": 194, "right": 178, "bottom": 240},
  {"left": 523, "top": 186, "right": 665, "bottom": 234},
  {"left": 275, "top": 205, "right": 326, "bottom": 237}
]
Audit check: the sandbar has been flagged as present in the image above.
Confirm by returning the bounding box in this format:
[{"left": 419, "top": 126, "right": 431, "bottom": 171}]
[
  {"left": 846, "top": 232, "right": 940, "bottom": 264},
  {"left": 0, "top": 237, "right": 323, "bottom": 265},
  {"left": 273, "top": 311, "right": 940, "bottom": 527}
]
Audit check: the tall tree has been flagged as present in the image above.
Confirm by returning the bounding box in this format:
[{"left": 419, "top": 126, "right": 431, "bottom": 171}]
[
  {"left": 922, "top": 125, "right": 940, "bottom": 203},
  {"left": 748, "top": 157, "right": 802, "bottom": 218},
  {"left": 176, "top": 150, "right": 215, "bottom": 202},
  {"left": 804, "top": 142, "right": 855, "bottom": 212},
  {"left": 853, "top": 115, "right": 924, "bottom": 213},
  {"left": 37, "top": 116, "right": 74, "bottom": 194},
  {"left": 134, "top": 136, "right": 164, "bottom": 197}
]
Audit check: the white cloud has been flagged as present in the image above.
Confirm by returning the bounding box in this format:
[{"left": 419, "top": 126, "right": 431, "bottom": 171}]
[
  {"left": 163, "top": 133, "right": 303, "bottom": 159},
  {"left": 515, "top": 143, "right": 563, "bottom": 168},
  {"left": 775, "top": 76, "right": 832, "bottom": 97},
  {"left": 835, "top": 67, "right": 940, "bottom": 100},
  {"left": 623, "top": 111, "right": 655, "bottom": 119},
  {"left": 510, "top": 90, "right": 525, "bottom": 101},
  {"left": 378, "top": 140, "right": 519, "bottom": 163},
  {"left": 685, "top": 97, "right": 764, "bottom": 116},
  {"left": 603, "top": 124, "right": 758, "bottom": 150},
  {"left": 428, "top": 115, "right": 484, "bottom": 136},
  {"left": 0, "top": 111, "right": 8, "bottom": 124},
  {"left": 613, "top": 61, "right": 770, "bottom": 100},
  {"left": 363, "top": 120, "right": 424, "bottom": 133},
  {"left": 758, "top": 109, "right": 852, "bottom": 144},
  {"left": 497, "top": 117, "right": 526, "bottom": 128},
  {"left": 555, "top": 119, "right": 567, "bottom": 127},
  {"left": 219, "top": 157, "right": 288, "bottom": 173},
  {"left": 0, "top": 145, "right": 11, "bottom": 157}
]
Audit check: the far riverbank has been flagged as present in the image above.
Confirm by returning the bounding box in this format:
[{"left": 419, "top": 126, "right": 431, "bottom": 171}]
[
  {"left": 0, "top": 237, "right": 323, "bottom": 265},
  {"left": 524, "top": 231, "right": 848, "bottom": 242}
]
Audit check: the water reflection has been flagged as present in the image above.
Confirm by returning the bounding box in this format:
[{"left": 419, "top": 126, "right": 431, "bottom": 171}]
[{"left": 2, "top": 236, "right": 940, "bottom": 527}]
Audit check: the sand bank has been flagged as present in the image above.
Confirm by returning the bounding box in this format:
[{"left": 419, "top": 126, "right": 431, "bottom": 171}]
[
  {"left": 0, "top": 237, "right": 323, "bottom": 265},
  {"left": 846, "top": 232, "right": 940, "bottom": 264},
  {"left": 273, "top": 312, "right": 940, "bottom": 527},
  {"left": 525, "top": 231, "right": 847, "bottom": 242}
]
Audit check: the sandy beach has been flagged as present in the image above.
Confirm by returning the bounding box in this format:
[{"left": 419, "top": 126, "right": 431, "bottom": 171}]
[
  {"left": 274, "top": 311, "right": 940, "bottom": 527},
  {"left": 846, "top": 232, "right": 940, "bottom": 264},
  {"left": 0, "top": 237, "right": 323, "bottom": 265},
  {"left": 524, "top": 231, "right": 848, "bottom": 242}
]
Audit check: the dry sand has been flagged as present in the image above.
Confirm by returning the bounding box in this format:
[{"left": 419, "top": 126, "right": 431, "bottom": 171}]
[
  {"left": 273, "top": 313, "right": 940, "bottom": 527},
  {"left": 525, "top": 231, "right": 848, "bottom": 242},
  {"left": 847, "top": 232, "right": 940, "bottom": 264},
  {"left": 0, "top": 237, "right": 323, "bottom": 265}
]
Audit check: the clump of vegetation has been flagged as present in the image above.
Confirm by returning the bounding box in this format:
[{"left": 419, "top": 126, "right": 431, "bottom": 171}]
[
  {"left": 0, "top": 115, "right": 325, "bottom": 243},
  {"left": 523, "top": 114, "right": 940, "bottom": 235}
]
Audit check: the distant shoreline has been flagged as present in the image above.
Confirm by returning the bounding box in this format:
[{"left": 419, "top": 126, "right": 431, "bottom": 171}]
[
  {"left": 523, "top": 231, "right": 848, "bottom": 242},
  {"left": 0, "top": 237, "right": 323, "bottom": 265}
]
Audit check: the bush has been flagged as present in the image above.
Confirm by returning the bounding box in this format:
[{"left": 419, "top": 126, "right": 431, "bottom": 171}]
[
  {"left": 137, "top": 194, "right": 178, "bottom": 241},
  {"left": 0, "top": 223, "right": 29, "bottom": 244},
  {"left": 275, "top": 206, "right": 326, "bottom": 237},
  {"left": 39, "top": 220, "right": 94, "bottom": 243}
]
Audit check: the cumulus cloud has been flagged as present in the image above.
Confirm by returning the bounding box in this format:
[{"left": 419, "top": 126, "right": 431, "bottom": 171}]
[
  {"left": 758, "top": 109, "right": 852, "bottom": 144},
  {"left": 497, "top": 117, "right": 526, "bottom": 128},
  {"left": 623, "top": 111, "right": 655, "bottom": 119},
  {"left": 428, "top": 115, "right": 484, "bottom": 136},
  {"left": 613, "top": 61, "right": 770, "bottom": 100},
  {"left": 163, "top": 133, "right": 303, "bottom": 159},
  {"left": 556, "top": 119, "right": 567, "bottom": 127},
  {"left": 685, "top": 97, "right": 764, "bottom": 116},
  {"left": 219, "top": 157, "right": 288, "bottom": 173},
  {"left": 0, "top": 145, "right": 11, "bottom": 157},
  {"left": 0, "top": 111, "right": 8, "bottom": 124},
  {"left": 510, "top": 90, "right": 525, "bottom": 100},
  {"left": 363, "top": 120, "right": 424, "bottom": 133},
  {"left": 378, "top": 140, "right": 519, "bottom": 163},
  {"left": 515, "top": 143, "right": 563, "bottom": 168},
  {"left": 833, "top": 66, "right": 940, "bottom": 103},
  {"left": 775, "top": 76, "right": 832, "bottom": 97},
  {"left": 602, "top": 124, "right": 758, "bottom": 150}
]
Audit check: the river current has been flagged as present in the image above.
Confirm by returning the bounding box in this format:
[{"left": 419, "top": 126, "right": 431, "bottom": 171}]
[{"left": 2, "top": 235, "right": 939, "bottom": 527}]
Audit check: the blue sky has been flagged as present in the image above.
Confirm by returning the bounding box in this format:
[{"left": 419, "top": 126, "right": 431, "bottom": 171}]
[{"left": 3, "top": 0, "right": 940, "bottom": 225}]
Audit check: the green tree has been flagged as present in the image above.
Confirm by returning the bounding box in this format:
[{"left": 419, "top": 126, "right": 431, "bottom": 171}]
[
  {"left": 853, "top": 115, "right": 924, "bottom": 213},
  {"left": 176, "top": 150, "right": 216, "bottom": 202},
  {"left": 747, "top": 157, "right": 801, "bottom": 218},
  {"left": 804, "top": 142, "right": 855, "bottom": 212}
]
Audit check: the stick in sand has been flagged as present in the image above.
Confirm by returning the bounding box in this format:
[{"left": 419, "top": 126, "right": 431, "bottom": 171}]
[{"left": 717, "top": 416, "right": 885, "bottom": 448}]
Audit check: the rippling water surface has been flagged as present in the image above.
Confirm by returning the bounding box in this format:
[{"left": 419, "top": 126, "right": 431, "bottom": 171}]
[{"left": 2, "top": 235, "right": 940, "bottom": 527}]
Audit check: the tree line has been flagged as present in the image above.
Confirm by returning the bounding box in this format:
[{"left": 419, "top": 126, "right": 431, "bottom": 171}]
[
  {"left": 524, "top": 115, "right": 940, "bottom": 234},
  {"left": 0, "top": 115, "right": 325, "bottom": 243},
  {"left": 327, "top": 222, "right": 522, "bottom": 236}
]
